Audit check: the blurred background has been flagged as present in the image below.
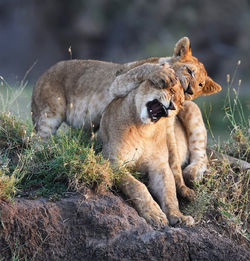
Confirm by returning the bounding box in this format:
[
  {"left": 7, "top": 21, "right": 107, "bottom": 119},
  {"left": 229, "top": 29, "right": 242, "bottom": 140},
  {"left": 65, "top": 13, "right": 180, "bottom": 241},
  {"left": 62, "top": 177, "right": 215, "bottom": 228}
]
[{"left": 0, "top": 0, "right": 249, "bottom": 142}]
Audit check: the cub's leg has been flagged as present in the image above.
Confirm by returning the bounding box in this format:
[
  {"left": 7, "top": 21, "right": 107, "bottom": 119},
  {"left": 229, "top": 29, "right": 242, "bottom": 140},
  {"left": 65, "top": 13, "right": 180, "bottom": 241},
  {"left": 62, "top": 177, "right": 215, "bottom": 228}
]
[
  {"left": 31, "top": 81, "right": 66, "bottom": 140},
  {"left": 118, "top": 173, "right": 168, "bottom": 229},
  {"left": 101, "top": 132, "right": 167, "bottom": 228},
  {"left": 177, "top": 101, "right": 208, "bottom": 184},
  {"left": 110, "top": 63, "right": 177, "bottom": 98},
  {"left": 166, "top": 118, "right": 195, "bottom": 201},
  {"left": 147, "top": 159, "right": 194, "bottom": 226}
]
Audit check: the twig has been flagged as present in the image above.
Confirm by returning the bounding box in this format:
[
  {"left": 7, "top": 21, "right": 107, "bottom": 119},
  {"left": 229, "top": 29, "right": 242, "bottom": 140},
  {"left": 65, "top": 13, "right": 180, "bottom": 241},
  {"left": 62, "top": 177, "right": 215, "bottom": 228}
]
[
  {"left": 207, "top": 148, "right": 250, "bottom": 170},
  {"left": 20, "top": 60, "right": 37, "bottom": 87}
]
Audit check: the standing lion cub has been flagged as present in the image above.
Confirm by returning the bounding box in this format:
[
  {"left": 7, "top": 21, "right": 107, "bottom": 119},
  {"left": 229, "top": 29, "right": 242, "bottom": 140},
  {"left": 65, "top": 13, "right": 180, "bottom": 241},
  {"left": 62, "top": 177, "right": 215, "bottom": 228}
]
[{"left": 31, "top": 37, "right": 220, "bottom": 141}]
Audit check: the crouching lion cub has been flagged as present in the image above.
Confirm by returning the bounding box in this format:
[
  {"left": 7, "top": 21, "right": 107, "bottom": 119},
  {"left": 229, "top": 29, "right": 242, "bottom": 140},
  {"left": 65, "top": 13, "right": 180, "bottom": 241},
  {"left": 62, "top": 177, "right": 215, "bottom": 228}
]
[{"left": 100, "top": 73, "right": 194, "bottom": 228}]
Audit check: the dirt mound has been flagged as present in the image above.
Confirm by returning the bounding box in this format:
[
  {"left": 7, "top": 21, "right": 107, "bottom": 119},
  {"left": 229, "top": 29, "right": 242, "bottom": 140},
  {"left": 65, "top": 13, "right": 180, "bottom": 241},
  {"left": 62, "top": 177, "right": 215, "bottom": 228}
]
[{"left": 0, "top": 188, "right": 249, "bottom": 261}]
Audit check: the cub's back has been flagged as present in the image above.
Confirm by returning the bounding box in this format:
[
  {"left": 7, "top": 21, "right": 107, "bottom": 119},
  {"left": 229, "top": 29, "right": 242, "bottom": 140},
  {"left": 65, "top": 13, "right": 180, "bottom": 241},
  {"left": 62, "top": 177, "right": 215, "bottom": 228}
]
[
  {"left": 33, "top": 59, "right": 122, "bottom": 98},
  {"left": 31, "top": 59, "right": 123, "bottom": 136}
]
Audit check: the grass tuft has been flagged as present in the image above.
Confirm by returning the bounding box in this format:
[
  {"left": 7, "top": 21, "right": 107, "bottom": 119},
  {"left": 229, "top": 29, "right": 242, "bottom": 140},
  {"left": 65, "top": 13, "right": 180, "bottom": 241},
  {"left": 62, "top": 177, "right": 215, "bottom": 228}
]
[
  {"left": 0, "top": 169, "right": 16, "bottom": 200},
  {"left": 0, "top": 113, "right": 32, "bottom": 199},
  {"left": 0, "top": 115, "right": 129, "bottom": 198},
  {"left": 183, "top": 61, "right": 249, "bottom": 240}
]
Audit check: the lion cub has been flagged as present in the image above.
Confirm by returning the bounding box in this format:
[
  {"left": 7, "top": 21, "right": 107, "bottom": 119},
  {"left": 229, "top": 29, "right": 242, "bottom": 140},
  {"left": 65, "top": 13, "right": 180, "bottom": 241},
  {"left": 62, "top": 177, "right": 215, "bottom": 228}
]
[
  {"left": 119, "top": 37, "right": 222, "bottom": 184},
  {"left": 100, "top": 70, "right": 194, "bottom": 228}
]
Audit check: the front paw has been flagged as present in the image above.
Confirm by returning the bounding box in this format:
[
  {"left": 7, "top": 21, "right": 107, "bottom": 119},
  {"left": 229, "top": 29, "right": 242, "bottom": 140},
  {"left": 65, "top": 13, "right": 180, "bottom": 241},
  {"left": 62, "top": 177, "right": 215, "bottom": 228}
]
[
  {"left": 183, "top": 163, "right": 207, "bottom": 186},
  {"left": 178, "top": 185, "right": 196, "bottom": 201},
  {"left": 140, "top": 202, "right": 168, "bottom": 229},
  {"left": 168, "top": 214, "right": 195, "bottom": 227},
  {"left": 148, "top": 64, "right": 178, "bottom": 89}
]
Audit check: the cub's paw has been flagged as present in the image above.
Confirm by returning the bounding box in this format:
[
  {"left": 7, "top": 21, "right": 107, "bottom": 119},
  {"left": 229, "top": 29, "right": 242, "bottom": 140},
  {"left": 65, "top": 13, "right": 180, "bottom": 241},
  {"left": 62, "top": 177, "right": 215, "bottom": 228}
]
[
  {"left": 141, "top": 203, "right": 168, "bottom": 229},
  {"left": 178, "top": 185, "right": 196, "bottom": 201},
  {"left": 183, "top": 163, "right": 207, "bottom": 186},
  {"left": 148, "top": 64, "right": 178, "bottom": 89},
  {"left": 168, "top": 214, "right": 194, "bottom": 227},
  {"left": 180, "top": 215, "right": 195, "bottom": 226}
]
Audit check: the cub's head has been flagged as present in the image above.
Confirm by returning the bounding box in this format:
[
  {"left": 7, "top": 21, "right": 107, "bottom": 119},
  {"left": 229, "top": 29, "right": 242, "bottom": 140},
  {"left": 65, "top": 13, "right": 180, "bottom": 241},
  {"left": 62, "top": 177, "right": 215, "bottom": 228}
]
[
  {"left": 135, "top": 79, "right": 185, "bottom": 124},
  {"left": 166, "top": 37, "right": 222, "bottom": 100}
]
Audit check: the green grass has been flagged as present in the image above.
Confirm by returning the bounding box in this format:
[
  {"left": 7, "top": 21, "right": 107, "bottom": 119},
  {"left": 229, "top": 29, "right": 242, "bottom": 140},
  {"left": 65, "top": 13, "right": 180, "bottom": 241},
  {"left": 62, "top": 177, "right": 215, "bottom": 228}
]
[
  {"left": 196, "top": 94, "right": 249, "bottom": 143},
  {"left": 0, "top": 75, "right": 125, "bottom": 198},
  {"left": 0, "top": 114, "right": 129, "bottom": 199},
  {"left": 0, "top": 76, "right": 33, "bottom": 121}
]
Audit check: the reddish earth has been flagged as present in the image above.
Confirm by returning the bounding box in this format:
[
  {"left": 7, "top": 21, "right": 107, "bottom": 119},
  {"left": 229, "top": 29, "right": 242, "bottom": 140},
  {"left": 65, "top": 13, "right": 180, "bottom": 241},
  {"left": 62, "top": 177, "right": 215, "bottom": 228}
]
[{"left": 0, "top": 188, "right": 249, "bottom": 261}]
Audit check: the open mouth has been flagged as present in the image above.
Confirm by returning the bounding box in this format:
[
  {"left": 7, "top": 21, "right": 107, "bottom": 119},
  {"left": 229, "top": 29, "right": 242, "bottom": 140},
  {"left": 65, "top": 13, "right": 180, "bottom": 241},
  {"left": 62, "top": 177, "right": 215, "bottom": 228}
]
[{"left": 146, "top": 99, "right": 175, "bottom": 122}]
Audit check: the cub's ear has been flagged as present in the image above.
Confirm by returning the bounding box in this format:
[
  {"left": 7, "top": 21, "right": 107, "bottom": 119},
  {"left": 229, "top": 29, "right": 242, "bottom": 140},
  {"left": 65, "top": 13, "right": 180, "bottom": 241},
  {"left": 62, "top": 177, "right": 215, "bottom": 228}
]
[
  {"left": 202, "top": 76, "right": 222, "bottom": 95},
  {"left": 173, "top": 37, "right": 192, "bottom": 58}
]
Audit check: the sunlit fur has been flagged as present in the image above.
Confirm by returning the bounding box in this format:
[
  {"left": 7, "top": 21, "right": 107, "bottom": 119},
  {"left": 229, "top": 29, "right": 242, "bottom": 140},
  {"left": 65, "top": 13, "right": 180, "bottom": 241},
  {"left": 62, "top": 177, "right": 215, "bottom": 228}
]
[{"left": 100, "top": 79, "right": 195, "bottom": 228}]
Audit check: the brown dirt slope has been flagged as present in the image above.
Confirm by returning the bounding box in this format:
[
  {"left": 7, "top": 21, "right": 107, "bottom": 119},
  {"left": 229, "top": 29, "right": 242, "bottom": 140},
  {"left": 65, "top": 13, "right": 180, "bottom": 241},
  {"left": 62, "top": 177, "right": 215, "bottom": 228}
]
[{"left": 0, "top": 188, "right": 249, "bottom": 261}]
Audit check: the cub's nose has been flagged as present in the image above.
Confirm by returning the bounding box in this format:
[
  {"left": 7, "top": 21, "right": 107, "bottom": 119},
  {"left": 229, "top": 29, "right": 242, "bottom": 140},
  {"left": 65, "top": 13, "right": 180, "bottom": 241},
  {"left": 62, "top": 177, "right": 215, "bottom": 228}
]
[
  {"left": 185, "top": 83, "right": 193, "bottom": 95},
  {"left": 168, "top": 100, "right": 176, "bottom": 110}
]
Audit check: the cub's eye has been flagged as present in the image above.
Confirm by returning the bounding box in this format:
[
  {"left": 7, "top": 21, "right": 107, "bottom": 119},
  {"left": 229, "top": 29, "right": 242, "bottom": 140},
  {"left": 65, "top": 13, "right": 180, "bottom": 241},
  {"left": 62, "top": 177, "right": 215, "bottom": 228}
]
[
  {"left": 186, "top": 67, "right": 193, "bottom": 76},
  {"left": 199, "top": 83, "right": 203, "bottom": 87}
]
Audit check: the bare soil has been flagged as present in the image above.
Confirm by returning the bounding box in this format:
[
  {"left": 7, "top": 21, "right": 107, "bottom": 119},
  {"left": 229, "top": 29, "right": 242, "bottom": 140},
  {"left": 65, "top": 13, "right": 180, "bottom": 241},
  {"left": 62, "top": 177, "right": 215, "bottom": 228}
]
[{"left": 0, "top": 187, "right": 249, "bottom": 261}]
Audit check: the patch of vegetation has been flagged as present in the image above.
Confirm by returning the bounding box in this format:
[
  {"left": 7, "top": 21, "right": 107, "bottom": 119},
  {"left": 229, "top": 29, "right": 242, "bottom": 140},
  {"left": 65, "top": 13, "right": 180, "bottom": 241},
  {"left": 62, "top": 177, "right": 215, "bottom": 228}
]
[
  {"left": 0, "top": 74, "right": 32, "bottom": 120},
  {"left": 0, "top": 113, "right": 31, "bottom": 200},
  {"left": 0, "top": 169, "right": 16, "bottom": 200},
  {"left": 19, "top": 131, "right": 117, "bottom": 196},
  {"left": 0, "top": 113, "right": 129, "bottom": 199},
  {"left": 183, "top": 61, "right": 249, "bottom": 241},
  {"left": 0, "top": 112, "right": 31, "bottom": 161},
  {"left": 183, "top": 156, "right": 249, "bottom": 239}
]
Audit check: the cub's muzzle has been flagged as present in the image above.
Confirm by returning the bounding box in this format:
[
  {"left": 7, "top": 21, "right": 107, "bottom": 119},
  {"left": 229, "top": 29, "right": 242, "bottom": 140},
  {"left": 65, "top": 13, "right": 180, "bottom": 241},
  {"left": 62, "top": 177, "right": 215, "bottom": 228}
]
[
  {"left": 146, "top": 99, "right": 175, "bottom": 122},
  {"left": 185, "top": 83, "right": 193, "bottom": 95}
]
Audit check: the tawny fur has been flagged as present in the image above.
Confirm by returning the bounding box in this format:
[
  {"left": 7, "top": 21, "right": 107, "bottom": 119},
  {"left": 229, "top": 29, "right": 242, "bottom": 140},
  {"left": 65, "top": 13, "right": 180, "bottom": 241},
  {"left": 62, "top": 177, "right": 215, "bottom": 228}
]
[
  {"left": 100, "top": 80, "right": 194, "bottom": 228},
  {"left": 177, "top": 101, "right": 208, "bottom": 184}
]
